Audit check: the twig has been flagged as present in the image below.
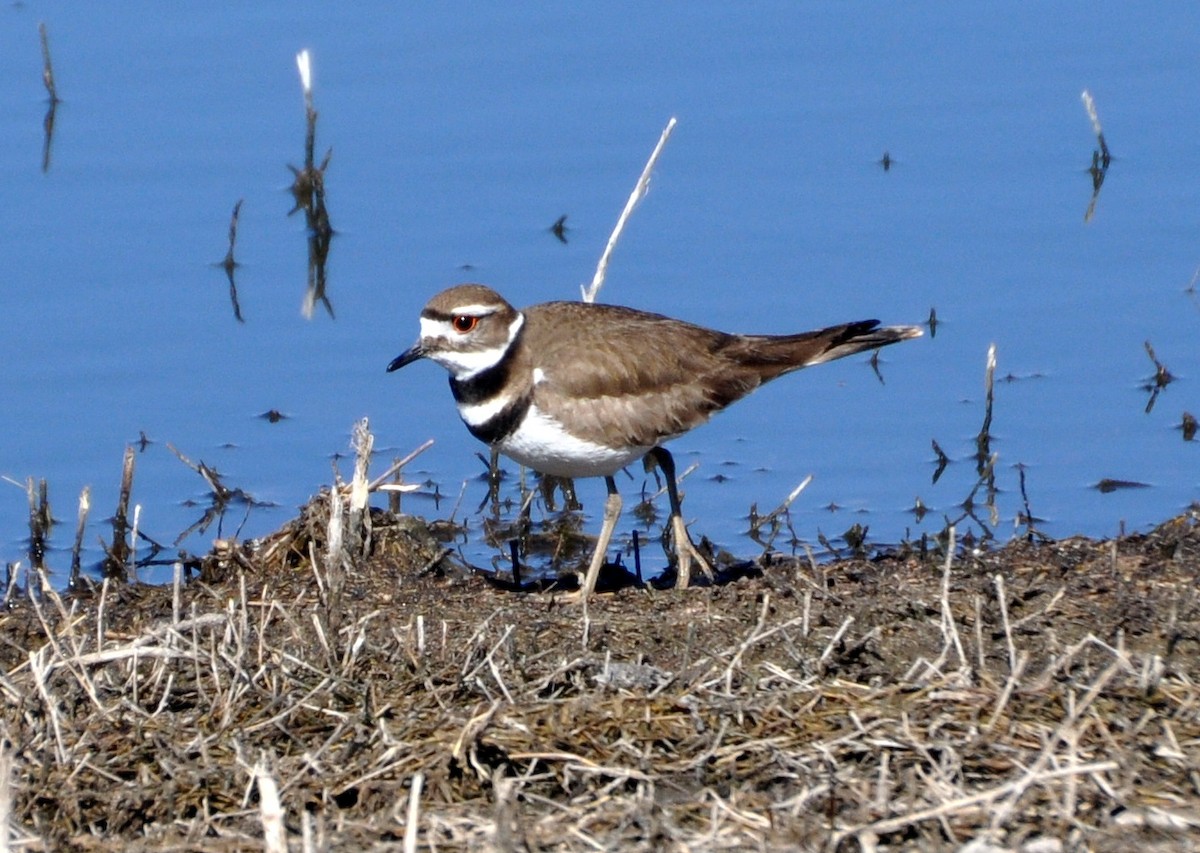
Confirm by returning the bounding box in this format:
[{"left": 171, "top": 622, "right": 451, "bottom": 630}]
[
  {"left": 581, "top": 117, "right": 677, "bottom": 303},
  {"left": 938, "top": 526, "right": 968, "bottom": 672},
  {"left": 750, "top": 476, "right": 814, "bottom": 538},
  {"left": 993, "top": 574, "right": 1017, "bottom": 674},
  {"left": 850, "top": 760, "right": 1117, "bottom": 842},
  {"left": 817, "top": 616, "right": 855, "bottom": 670},
  {"left": 368, "top": 438, "right": 435, "bottom": 491}
]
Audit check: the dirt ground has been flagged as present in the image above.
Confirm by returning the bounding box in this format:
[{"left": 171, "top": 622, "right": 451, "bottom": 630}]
[{"left": 2, "top": 496, "right": 1199, "bottom": 851}]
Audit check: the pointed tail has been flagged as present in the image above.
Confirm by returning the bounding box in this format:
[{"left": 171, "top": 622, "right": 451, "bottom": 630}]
[{"left": 727, "top": 320, "right": 923, "bottom": 378}]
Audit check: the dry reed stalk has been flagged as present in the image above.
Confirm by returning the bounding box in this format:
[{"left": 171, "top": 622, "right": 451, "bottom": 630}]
[
  {"left": 581, "top": 116, "right": 678, "bottom": 303},
  {"left": 992, "top": 573, "right": 1017, "bottom": 674}
]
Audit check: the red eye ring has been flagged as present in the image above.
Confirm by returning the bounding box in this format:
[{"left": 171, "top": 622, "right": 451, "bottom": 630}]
[{"left": 452, "top": 315, "right": 478, "bottom": 333}]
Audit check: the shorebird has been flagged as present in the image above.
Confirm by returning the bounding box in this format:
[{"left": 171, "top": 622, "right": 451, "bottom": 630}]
[{"left": 389, "top": 284, "right": 921, "bottom": 598}]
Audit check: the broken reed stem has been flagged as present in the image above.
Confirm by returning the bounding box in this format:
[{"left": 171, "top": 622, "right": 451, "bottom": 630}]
[
  {"left": 255, "top": 761, "right": 287, "bottom": 853},
  {"left": 348, "top": 418, "right": 373, "bottom": 556},
  {"left": 975, "top": 344, "right": 996, "bottom": 475},
  {"left": 322, "top": 479, "right": 346, "bottom": 644},
  {"left": 129, "top": 505, "right": 141, "bottom": 581},
  {"left": 68, "top": 486, "right": 90, "bottom": 588},
  {"left": 25, "top": 478, "right": 50, "bottom": 572},
  {"left": 38, "top": 22, "right": 58, "bottom": 104},
  {"left": 172, "top": 561, "right": 183, "bottom": 626},
  {"left": 581, "top": 116, "right": 678, "bottom": 303},
  {"left": 105, "top": 446, "right": 136, "bottom": 578}
]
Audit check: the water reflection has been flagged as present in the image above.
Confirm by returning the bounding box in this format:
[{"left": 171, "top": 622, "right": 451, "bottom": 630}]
[
  {"left": 218, "top": 199, "right": 245, "bottom": 323},
  {"left": 289, "top": 51, "right": 336, "bottom": 320},
  {"left": 1081, "top": 90, "right": 1113, "bottom": 223},
  {"left": 1141, "top": 341, "right": 1174, "bottom": 415},
  {"left": 38, "top": 22, "right": 59, "bottom": 174},
  {"left": 167, "top": 442, "right": 268, "bottom": 547}
]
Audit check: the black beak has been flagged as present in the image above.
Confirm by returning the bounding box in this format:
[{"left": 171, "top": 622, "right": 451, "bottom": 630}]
[{"left": 387, "top": 342, "right": 425, "bottom": 372}]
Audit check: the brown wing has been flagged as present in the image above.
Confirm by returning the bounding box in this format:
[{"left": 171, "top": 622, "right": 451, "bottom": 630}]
[{"left": 523, "top": 302, "right": 766, "bottom": 448}]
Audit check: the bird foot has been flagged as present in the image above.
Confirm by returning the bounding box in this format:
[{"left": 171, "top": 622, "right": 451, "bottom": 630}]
[{"left": 670, "top": 514, "right": 714, "bottom": 589}]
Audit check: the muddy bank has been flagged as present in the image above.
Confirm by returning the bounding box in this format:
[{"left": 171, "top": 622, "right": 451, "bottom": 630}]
[{"left": 1, "top": 497, "right": 1199, "bottom": 851}]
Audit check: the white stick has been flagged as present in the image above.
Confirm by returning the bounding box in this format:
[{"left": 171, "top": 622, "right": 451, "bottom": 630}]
[
  {"left": 403, "top": 772, "right": 424, "bottom": 853},
  {"left": 256, "top": 762, "right": 287, "bottom": 853},
  {"left": 581, "top": 117, "right": 678, "bottom": 303}
]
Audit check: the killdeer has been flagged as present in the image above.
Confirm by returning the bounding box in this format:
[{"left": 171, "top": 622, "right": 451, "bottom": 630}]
[{"left": 388, "top": 284, "right": 921, "bottom": 598}]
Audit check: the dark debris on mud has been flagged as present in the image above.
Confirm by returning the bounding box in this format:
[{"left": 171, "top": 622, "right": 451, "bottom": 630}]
[{"left": 2, "top": 491, "right": 1200, "bottom": 851}]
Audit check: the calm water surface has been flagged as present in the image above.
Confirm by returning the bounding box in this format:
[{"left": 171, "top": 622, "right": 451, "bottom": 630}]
[{"left": 1, "top": 4, "right": 1196, "bottom": 580}]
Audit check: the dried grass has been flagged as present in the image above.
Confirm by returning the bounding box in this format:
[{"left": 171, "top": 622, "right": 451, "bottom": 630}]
[{"left": 0, "top": 500, "right": 1198, "bottom": 851}]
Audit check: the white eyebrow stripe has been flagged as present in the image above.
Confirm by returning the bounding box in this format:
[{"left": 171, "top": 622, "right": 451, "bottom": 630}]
[{"left": 446, "top": 303, "right": 500, "bottom": 316}]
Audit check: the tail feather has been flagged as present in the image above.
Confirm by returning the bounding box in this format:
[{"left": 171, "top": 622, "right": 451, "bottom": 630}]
[
  {"left": 803, "top": 321, "right": 924, "bottom": 366},
  {"left": 726, "top": 321, "right": 923, "bottom": 378}
]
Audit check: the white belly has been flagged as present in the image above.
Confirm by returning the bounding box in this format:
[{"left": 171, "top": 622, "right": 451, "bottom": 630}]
[{"left": 492, "top": 403, "right": 649, "bottom": 478}]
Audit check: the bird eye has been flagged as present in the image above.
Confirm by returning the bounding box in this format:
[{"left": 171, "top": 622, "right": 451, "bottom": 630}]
[{"left": 452, "top": 315, "right": 478, "bottom": 333}]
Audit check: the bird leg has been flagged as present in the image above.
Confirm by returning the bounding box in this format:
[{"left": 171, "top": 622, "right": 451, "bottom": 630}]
[
  {"left": 648, "top": 447, "right": 714, "bottom": 588},
  {"left": 577, "top": 475, "right": 622, "bottom": 600}
]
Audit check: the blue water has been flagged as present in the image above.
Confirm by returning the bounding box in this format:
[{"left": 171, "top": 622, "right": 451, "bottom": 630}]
[{"left": 1, "top": 3, "right": 1196, "bottom": 581}]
